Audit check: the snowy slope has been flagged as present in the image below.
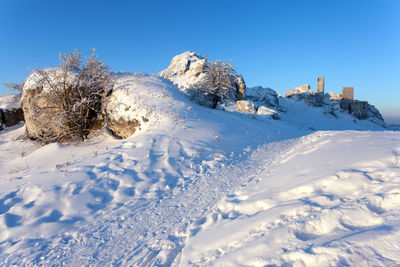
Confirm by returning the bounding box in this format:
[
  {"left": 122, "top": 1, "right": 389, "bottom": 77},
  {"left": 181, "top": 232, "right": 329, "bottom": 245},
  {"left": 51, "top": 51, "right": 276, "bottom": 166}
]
[
  {"left": 0, "top": 74, "right": 398, "bottom": 266},
  {"left": 180, "top": 131, "right": 400, "bottom": 266}
]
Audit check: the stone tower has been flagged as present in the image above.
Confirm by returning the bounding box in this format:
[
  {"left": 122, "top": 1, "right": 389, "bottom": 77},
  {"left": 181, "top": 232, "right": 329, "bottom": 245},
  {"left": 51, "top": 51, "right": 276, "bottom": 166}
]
[
  {"left": 317, "top": 77, "right": 324, "bottom": 93},
  {"left": 342, "top": 87, "right": 354, "bottom": 100}
]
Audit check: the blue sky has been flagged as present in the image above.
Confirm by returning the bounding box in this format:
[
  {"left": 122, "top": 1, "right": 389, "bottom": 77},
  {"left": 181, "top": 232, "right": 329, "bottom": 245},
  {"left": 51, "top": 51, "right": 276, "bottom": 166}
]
[{"left": 1, "top": 0, "right": 399, "bottom": 123}]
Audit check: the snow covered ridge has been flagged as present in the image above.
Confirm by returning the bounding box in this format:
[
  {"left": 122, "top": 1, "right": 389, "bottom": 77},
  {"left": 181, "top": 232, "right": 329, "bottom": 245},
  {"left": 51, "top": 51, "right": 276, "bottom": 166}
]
[{"left": 1, "top": 50, "right": 389, "bottom": 137}]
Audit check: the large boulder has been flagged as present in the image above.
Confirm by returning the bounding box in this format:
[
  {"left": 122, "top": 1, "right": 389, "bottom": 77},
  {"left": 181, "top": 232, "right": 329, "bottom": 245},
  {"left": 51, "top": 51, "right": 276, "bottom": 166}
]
[
  {"left": 21, "top": 69, "right": 103, "bottom": 142},
  {"left": 159, "top": 51, "right": 246, "bottom": 105}
]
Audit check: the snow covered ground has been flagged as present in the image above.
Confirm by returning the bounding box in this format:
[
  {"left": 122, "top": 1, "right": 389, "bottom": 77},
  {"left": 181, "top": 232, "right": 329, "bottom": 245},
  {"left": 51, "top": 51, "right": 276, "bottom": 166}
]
[
  {"left": 0, "top": 75, "right": 398, "bottom": 266},
  {"left": 181, "top": 131, "right": 400, "bottom": 266}
]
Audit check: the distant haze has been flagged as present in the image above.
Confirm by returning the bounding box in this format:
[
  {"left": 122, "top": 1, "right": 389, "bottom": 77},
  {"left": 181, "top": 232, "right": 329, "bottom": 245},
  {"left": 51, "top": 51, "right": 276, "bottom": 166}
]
[{"left": 384, "top": 115, "right": 400, "bottom": 125}]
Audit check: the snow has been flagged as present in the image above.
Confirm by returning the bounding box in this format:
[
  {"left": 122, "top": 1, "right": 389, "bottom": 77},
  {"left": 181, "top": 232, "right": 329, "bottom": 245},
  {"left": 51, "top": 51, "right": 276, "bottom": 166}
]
[
  {"left": 0, "top": 73, "right": 398, "bottom": 266},
  {"left": 180, "top": 131, "right": 400, "bottom": 266}
]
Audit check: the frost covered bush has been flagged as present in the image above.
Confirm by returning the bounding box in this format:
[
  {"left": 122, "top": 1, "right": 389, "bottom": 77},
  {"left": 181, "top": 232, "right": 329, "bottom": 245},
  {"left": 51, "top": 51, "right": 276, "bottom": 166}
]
[
  {"left": 22, "top": 50, "right": 112, "bottom": 143},
  {"left": 190, "top": 60, "right": 243, "bottom": 108}
]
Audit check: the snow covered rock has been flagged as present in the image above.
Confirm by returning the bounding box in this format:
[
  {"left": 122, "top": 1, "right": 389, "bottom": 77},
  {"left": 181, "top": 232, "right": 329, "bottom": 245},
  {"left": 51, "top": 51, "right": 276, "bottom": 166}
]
[
  {"left": 286, "top": 84, "right": 316, "bottom": 105},
  {"left": 105, "top": 73, "right": 187, "bottom": 138},
  {"left": 21, "top": 69, "right": 76, "bottom": 141},
  {"left": 246, "top": 86, "right": 279, "bottom": 107},
  {"left": 21, "top": 68, "right": 103, "bottom": 142},
  {"left": 256, "top": 106, "right": 280, "bottom": 119},
  {"left": 236, "top": 100, "right": 256, "bottom": 113},
  {"left": 159, "top": 51, "right": 246, "bottom": 106},
  {"left": 0, "top": 94, "right": 24, "bottom": 130},
  {"left": 327, "top": 92, "right": 342, "bottom": 101},
  {"left": 158, "top": 51, "right": 208, "bottom": 92}
]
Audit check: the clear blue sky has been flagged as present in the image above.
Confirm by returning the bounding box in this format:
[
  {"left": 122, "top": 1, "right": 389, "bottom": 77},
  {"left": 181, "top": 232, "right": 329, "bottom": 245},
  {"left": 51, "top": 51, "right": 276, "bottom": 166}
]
[{"left": 1, "top": 0, "right": 399, "bottom": 123}]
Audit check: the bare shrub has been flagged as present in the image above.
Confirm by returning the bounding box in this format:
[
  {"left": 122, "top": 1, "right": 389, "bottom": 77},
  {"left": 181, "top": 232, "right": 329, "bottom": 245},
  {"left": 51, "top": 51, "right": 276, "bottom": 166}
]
[
  {"left": 190, "top": 59, "right": 242, "bottom": 108},
  {"left": 24, "top": 49, "right": 112, "bottom": 143},
  {"left": 4, "top": 82, "right": 23, "bottom": 93}
]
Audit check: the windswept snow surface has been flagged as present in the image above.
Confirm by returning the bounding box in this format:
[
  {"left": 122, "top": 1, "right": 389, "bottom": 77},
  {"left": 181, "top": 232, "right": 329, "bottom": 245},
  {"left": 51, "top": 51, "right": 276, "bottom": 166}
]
[
  {"left": 180, "top": 131, "right": 400, "bottom": 266},
  {"left": 0, "top": 74, "right": 398, "bottom": 266}
]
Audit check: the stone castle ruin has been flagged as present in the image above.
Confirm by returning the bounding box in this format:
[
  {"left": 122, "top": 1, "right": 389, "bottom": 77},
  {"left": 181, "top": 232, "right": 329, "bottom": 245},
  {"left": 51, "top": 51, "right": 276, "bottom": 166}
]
[
  {"left": 286, "top": 77, "right": 380, "bottom": 121},
  {"left": 340, "top": 86, "right": 368, "bottom": 119}
]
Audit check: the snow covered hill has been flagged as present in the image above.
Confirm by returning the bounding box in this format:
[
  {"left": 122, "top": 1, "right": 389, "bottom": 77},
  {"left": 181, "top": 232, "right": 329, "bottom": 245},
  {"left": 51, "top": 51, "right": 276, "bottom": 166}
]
[{"left": 0, "top": 73, "right": 398, "bottom": 266}]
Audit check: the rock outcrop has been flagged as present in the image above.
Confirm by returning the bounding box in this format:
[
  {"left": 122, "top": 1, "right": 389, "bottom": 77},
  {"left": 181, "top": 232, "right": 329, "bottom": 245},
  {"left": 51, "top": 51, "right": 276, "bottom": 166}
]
[
  {"left": 158, "top": 51, "right": 208, "bottom": 92},
  {"left": 159, "top": 51, "right": 246, "bottom": 106}
]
